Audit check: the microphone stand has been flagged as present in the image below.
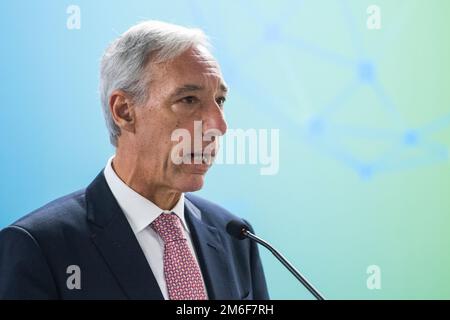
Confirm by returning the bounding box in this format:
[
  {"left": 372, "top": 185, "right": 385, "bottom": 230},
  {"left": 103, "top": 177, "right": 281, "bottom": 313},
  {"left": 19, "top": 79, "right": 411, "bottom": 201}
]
[{"left": 243, "top": 229, "right": 325, "bottom": 300}]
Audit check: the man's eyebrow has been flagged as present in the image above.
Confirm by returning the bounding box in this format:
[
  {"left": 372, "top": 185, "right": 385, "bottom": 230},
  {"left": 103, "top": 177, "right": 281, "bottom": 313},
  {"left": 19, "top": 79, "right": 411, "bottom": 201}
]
[
  {"left": 170, "top": 83, "right": 229, "bottom": 98},
  {"left": 170, "top": 84, "right": 203, "bottom": 98}
]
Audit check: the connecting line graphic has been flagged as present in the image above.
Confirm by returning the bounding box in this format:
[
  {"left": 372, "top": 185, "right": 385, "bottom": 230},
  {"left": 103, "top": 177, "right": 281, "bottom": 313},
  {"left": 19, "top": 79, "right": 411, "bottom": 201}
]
[{"left": 189, "top": 0, "right": 450, "bottom": 179}]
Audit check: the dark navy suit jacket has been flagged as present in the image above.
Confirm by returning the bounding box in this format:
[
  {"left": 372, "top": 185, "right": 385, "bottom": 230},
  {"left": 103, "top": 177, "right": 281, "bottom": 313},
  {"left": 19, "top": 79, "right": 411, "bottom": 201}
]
[{"left": 0, "top": 171, "right": 269, "bottom": 300}]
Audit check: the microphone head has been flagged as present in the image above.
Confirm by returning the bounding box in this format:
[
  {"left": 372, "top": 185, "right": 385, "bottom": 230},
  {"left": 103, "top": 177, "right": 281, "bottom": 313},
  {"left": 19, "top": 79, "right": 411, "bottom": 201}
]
[{"left": 226, "top": 220, "right": 249, "bottom": 240}]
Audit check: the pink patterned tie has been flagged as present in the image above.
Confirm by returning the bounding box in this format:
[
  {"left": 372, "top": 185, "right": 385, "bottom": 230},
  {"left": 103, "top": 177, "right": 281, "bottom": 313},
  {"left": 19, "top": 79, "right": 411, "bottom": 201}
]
[{"left": 151, "top": 213, "right": 208, "bottom": 300}]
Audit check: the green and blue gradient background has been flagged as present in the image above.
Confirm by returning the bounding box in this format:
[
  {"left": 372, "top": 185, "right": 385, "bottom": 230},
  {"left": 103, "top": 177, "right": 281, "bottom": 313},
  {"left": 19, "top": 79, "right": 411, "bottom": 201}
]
[{"left": 1, "top": 0, "right": 449, "bottom": 299}]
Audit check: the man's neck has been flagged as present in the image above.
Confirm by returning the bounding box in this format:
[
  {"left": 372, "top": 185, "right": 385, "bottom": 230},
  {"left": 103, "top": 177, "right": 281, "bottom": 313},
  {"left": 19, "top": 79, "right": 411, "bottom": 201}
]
[{"left": 111, "top": 156, "right": 181, "bottom": 211}]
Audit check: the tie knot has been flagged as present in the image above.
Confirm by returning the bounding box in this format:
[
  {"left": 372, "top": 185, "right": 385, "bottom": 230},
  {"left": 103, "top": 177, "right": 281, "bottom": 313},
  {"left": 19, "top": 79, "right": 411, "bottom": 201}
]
[{"left": 151, "top": 213, "right": 185, "bottom": 243}]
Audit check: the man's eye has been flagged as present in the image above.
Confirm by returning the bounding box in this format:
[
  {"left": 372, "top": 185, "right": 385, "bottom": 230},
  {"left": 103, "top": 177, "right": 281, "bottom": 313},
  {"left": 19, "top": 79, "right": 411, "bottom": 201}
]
[
  {"left": 180, "top": 96, "right": 199, "bottom": 104},
  {"left": 216, "top": 97, "right": 226, "bottom": 107}
]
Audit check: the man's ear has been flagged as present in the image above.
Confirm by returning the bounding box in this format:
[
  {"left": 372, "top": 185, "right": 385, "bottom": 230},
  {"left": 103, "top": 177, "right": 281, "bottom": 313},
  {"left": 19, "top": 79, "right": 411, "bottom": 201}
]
[{"left": 109, "top": 90, "right": 136, "bottom": 134}]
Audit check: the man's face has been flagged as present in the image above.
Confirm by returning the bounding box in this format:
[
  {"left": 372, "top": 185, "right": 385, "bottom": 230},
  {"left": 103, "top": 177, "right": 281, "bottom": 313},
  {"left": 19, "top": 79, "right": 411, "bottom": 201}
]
[{"left": 131, "top": 46, "right": 228, "bottom": 193}]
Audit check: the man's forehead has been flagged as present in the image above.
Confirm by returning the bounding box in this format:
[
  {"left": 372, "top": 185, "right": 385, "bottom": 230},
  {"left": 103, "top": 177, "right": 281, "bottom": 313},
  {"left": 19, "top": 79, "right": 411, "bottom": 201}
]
[
  {"left": 148, "top": 46, "right": 227, "bottom": 94},
  {"left": 173, "top": 47, "right": 221, "bottom": 74},
  {"left": 162, "top": 50, "right": 226, "bottom": 87}
]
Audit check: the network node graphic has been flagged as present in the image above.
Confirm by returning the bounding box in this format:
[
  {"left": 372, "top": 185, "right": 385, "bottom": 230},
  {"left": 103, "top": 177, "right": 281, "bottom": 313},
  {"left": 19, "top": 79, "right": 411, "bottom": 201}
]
[{"left": 189, "top": 0, "right": 450, "bottom": 179}]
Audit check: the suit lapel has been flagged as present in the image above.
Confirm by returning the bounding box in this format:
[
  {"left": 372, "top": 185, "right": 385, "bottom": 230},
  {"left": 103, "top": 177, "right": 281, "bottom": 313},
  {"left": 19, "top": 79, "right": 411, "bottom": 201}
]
[
  {"left": 86, "top": 172, "right": 163, "bottom": 300},
  {"left": 184, "top": 197, "right": 240, "bottom": 300}
]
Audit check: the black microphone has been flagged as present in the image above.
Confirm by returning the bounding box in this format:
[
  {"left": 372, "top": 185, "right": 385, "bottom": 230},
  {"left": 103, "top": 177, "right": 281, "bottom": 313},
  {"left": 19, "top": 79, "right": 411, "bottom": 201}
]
[{"left": 226, "top": 219, "right": 325, "bottom": 300}]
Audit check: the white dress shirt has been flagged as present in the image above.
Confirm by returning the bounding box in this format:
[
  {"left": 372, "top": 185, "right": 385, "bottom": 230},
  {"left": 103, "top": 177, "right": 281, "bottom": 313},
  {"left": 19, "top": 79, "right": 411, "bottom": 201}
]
[{"left": 103, "top": 156, "right": 208, "bottom": 299}]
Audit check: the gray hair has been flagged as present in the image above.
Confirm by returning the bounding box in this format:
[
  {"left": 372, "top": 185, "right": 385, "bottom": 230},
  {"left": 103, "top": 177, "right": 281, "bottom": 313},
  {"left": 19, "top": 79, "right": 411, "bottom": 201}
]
[{"left": 99, "top": 20, "right": 210, "bottom": 146}]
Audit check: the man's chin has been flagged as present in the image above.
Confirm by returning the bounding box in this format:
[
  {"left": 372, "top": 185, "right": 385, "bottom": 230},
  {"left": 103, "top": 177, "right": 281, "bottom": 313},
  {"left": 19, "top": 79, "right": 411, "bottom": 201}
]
[{"left": 176, "top": 173, "right": 206, "bottom": 192}]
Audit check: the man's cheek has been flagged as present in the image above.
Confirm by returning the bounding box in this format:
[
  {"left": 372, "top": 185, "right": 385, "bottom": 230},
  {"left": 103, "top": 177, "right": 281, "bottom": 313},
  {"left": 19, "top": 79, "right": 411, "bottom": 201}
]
[{"left": 169, "top": 130, "right": 191, "bottom": 165}]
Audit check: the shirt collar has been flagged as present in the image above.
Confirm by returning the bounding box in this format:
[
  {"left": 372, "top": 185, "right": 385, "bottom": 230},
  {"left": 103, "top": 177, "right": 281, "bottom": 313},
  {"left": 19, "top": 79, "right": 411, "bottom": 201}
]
[{"left": 103, "top": 155, "right": 187, "bottom": 235}]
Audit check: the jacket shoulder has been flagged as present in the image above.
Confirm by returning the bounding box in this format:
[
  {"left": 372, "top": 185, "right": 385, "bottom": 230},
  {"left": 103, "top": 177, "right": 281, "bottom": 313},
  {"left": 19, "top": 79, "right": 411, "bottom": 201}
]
[{"left": 9, "top": 189, "right": 87, "bottom": 234}]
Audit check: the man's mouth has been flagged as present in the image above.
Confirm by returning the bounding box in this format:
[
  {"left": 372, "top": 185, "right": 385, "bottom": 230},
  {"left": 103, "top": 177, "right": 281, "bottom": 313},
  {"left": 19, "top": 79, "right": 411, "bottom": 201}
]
[{"left": 188, "top": 152, "right": 215, "bottom": 165}]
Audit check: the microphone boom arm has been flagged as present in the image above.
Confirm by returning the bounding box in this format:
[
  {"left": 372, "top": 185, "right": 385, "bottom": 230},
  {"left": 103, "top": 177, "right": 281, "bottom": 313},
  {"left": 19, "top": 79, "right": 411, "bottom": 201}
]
[{"left": 243, "top": 229, "right": 325, "bottom": 300}]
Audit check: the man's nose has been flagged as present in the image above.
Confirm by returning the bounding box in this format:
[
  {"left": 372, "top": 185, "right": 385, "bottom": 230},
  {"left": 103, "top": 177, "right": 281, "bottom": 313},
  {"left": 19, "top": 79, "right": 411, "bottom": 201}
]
[{"left": 202, "top": 100, "right": 227, "bottom": 136}]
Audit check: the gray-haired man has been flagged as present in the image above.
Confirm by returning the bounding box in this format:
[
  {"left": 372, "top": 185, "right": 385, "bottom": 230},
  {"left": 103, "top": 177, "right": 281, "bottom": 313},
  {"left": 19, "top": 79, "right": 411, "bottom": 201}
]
[{"left": 0, "top": 21, "right": 269, "bottom": 300}]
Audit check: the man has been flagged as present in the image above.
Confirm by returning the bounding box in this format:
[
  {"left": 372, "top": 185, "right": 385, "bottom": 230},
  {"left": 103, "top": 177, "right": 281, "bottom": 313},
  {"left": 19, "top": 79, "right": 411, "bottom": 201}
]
[{"left": 0, "top": 21, "right": 269, "bottom": 300}]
